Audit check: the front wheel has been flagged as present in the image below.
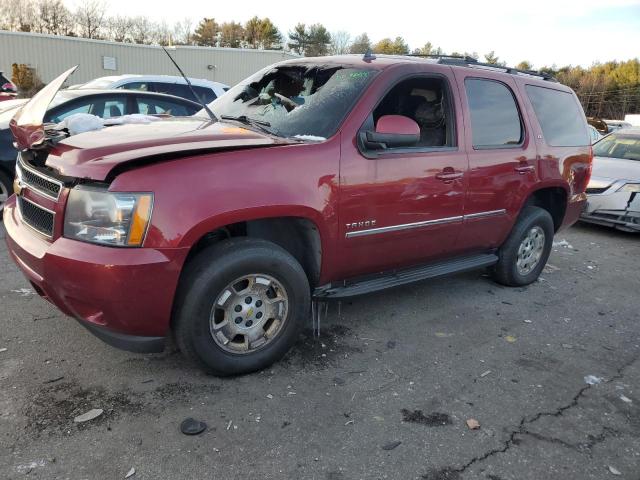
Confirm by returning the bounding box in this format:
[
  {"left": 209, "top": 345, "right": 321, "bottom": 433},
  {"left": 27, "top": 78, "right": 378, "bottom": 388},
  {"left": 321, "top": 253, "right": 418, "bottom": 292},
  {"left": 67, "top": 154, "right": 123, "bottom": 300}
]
[
  {"left": 173, "top": 238, "right": 310, "bottom": 376},
  {"left": 491, "top": 206, "right": 554, "bottom": 287}
]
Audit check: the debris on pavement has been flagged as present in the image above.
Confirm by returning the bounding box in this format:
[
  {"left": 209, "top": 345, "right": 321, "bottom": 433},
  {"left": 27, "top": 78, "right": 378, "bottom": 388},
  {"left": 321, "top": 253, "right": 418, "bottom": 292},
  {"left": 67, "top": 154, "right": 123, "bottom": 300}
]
[
  {"left": 543, "top": 263, "right": 560, "bottom": 273},
  {"left": 466, "top": 419, "right": 481, "bottom": 430},
  {"left": 620, "top": 395, "right": 632, "bottom": 404},
  {"left": 0, "top": 348, "right": 7, "bottom": 353},
  {"left": 608, "top": 465, "right": 622, "bottom": 475},
  {"left": 266, "top": 394, "right": 273, "bottom": 399},
  {"left": 43, "top": 376, "right": 64, "bottom": 384},
  {"left": 480, "top": 370, "right": 492, "bottom": 378},
  {"left": 553, "top": 239, "right": 574, "bottom": 249},
  {"left": 505, "top": 335, "right": 517, "bottom": 343},
  {"left": 387, "top": 340, "right": 396, "bottom": 349},
  {"left": 11, "top": 288, "right": 35, "bottom": 296},
  {"left": 381, "top": 441, "right": 402, "bottom": 451},
  {"left": 524, "top": 319, "right": 532, "bottom": 324},
  {"left": 73, "top": 408, "right": 103, "bottom": 423},
  {"left": 180, "top": 418, "right": 207, "bottom": 435},
  {"left": 435, "top": 332, "right": 454, "bottom": 338},
  {"left": 401, "top": 409, "right": 451, "bottom": 426},
  {"left": 584, "top": 375, "right": 603, "bottom": 385},
  {"left": 125, "top": 467, "right": 136, "bottom": 478}
]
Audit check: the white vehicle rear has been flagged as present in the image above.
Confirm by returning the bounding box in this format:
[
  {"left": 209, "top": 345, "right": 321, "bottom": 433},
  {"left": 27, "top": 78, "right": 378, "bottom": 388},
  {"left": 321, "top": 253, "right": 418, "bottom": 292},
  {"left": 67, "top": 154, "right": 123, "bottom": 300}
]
[{"left": 78, "top": 75, "right": 229, "bottom": 104}]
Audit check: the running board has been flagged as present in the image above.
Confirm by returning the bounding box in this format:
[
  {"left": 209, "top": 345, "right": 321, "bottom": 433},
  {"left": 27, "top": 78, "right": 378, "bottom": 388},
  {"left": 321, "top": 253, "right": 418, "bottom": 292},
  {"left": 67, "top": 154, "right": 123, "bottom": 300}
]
[{"left": 313, "top": 253, "right": 498, "bottom": 299}]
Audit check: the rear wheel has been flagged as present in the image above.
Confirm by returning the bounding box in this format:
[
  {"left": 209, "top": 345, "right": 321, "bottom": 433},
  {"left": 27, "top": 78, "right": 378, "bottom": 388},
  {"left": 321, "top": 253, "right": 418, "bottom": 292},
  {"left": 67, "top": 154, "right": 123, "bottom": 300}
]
[
  {"left": 0, "top": 169, "right": 11, "bottom": 214},
  {"left": 174, "top": 238, "right": 310, "bottom": 376},
  {"left": 492, "top": 206, "right": 554, "bottom": 286}
]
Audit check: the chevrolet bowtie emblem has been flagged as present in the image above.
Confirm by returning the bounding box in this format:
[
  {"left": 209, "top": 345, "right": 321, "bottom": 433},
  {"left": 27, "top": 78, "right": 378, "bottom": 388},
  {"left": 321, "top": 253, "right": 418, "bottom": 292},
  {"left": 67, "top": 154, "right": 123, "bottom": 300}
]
[{"left": 13, "top": 178, "right": 23, "bottom": 196}]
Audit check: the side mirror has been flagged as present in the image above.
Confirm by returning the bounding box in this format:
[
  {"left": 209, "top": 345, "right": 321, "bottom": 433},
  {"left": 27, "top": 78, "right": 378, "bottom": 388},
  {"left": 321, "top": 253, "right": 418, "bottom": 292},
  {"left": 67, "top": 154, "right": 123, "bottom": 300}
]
[{"left": 361, "top": 115, "right": 420, "bottom": 150}]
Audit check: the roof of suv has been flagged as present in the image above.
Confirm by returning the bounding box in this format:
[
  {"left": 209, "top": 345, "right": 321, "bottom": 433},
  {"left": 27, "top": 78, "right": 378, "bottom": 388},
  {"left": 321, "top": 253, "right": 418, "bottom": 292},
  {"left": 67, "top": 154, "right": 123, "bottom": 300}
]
[{"left": 278, "top": 54, "right": 560, "bottom": 86}]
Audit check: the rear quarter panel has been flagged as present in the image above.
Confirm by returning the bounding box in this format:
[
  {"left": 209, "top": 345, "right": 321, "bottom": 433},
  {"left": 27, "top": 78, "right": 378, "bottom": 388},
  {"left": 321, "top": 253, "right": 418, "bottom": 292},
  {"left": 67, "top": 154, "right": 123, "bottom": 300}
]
[{"left": 513, "top": 77, "right": 591, "bottom": 229}]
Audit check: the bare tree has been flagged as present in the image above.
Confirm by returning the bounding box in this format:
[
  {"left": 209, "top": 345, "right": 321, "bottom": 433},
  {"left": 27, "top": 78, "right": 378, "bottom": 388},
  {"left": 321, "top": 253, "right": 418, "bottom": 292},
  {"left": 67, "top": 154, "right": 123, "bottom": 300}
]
[
  {"left": 329, "top": 31, "right": 351, "bottom": 55},
  {"left": 172, "top": 18, "right": 193, "bottom": 45},
  {"left": 130, "top": 16, "right": 154, "bottom": 44},
  {"left": 0, "top": 0, "right": 36, "bottom": 32},
  {"left": 152, "top": 20, "right": 172, "bottom": 46},
  {"left": 107, "top": 15, "right": 132, "bottom": 42},
  {"left": 74, "top": 0, "right": 106, "bottom": 39},
  {"left": 32, "top": 0, "right": 73, "bottom": 35}
]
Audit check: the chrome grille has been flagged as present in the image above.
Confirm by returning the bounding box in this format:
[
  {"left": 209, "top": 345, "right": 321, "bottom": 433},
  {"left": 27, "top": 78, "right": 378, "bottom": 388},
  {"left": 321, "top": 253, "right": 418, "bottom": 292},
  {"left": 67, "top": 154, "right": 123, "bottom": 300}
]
[
  {"left": 18, "top": 196, "right": 55, "bottom": 238},
  {"left": 17, "top": 159, "right": 63, "bottom": 200}
]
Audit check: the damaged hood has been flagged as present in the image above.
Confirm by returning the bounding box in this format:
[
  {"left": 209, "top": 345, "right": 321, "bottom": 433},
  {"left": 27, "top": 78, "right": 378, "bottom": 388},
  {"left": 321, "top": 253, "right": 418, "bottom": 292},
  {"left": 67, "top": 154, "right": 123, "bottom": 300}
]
[
  {"left": 45, "top": 117, "right": 291, "bottom": 181},
  {"left": 9, "top": 67, "right": 298, "bottom": 181},
  {"left": 591, "top": 155, "right": 640, "bottom": 186},
  {"left": 10, "top": 66, "right": 78, "bottom": 150}
]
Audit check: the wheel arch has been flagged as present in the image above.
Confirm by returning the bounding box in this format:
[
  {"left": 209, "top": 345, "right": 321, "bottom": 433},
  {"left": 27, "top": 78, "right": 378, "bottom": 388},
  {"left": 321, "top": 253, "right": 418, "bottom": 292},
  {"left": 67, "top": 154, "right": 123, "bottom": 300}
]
[
  {"left": 179, "top": 206, "right": 328, "bottom": 288},
  {"left": 521, "top": 183, "right": 569, "bottom": 232}
]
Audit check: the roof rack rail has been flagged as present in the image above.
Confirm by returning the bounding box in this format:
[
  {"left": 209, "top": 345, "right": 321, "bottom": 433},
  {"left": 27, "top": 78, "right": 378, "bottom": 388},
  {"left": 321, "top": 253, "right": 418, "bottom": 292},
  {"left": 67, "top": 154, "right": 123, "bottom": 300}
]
[{"left": 408, "top": 53, "right": 558, "bottom": 82}]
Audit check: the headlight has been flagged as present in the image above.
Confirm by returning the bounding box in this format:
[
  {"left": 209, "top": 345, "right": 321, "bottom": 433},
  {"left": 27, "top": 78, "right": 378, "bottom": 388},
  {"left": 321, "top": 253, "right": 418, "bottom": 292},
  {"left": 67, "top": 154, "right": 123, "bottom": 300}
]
[
  {"left": 617, "top": 183, "right": 640, "bottom": 193},
  {"left": 64, "top": 187, "right": 153, "bottom": 246}
]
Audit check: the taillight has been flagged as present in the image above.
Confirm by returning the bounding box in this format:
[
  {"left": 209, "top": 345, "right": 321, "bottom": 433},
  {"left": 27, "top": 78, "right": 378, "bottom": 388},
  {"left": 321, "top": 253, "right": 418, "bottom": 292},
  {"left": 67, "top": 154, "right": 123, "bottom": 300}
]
[{"left": 2, "top": 82, "right": 15, "bottom": 91}]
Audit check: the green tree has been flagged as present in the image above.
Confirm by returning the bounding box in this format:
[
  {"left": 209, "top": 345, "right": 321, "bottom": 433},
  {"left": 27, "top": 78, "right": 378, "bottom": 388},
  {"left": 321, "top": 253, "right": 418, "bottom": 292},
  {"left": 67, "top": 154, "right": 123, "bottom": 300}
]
[
  {"left": 192, "top": 17, "right": 218, "bottom": 46},
  {"left": 373, "top": 36, "right": 409, "bottom": 55},
  {"left": 412, "top": 42, "right": 434, "bottom": 56},
  {"left": 244, "top": 16, "right": 281, "bottom": 49},
  {"left": 483, "top": 50, "right": 505, "bottom": 66},
  {"left": 219, "top": 21, "right": 244, "bottom": 48},
  {"left": 306, "top": 23, "right": 331, "bottom": 56},
  {"left": 287, "top": 22, "right": 308, "bottom": 55},
  {"left": 516, "top": 60, "right": 533, "bottom": 71},
  {"left": 349, "top": 33, "right": 371, "bottom": 54}
]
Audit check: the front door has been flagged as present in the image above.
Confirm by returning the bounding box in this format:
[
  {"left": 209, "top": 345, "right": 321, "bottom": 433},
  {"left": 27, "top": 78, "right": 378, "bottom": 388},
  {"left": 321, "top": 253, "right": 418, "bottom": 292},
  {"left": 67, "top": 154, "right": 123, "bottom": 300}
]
[{"left": 335, "top": 73, "right": 469, "bottom": 280}]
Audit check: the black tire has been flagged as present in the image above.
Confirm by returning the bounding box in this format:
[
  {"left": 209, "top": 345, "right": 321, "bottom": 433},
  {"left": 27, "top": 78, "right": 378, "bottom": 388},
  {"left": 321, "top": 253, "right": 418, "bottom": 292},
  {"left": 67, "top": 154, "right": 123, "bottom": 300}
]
[
  {"left": 0, "top": 169, "right": 12, "bottom": 214},
  {"left": 491, "top": 206, "right": 554, "bottom": 287},
  {"left": 173, "top": 238, "right": 310, "bottom": 376}
]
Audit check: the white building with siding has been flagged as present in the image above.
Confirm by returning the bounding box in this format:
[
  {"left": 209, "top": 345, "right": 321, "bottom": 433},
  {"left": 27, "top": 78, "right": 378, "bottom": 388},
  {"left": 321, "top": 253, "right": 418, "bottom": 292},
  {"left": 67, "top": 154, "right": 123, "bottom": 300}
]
[{"left": 0, "top": 30, "right": 298, "bottom": 87}]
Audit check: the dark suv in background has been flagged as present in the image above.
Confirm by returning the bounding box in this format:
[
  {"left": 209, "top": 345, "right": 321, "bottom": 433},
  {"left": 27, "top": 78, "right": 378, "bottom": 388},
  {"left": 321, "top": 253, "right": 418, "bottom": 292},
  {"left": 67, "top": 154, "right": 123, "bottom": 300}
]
[{"left": 4, "top": 55, "right": 592, "bottom": 375}]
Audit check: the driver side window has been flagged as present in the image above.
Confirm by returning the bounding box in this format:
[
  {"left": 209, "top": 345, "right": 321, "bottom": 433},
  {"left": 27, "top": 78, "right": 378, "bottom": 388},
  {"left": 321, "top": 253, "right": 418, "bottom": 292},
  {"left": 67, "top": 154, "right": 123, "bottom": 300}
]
[{"left": 372, "top": 76, "right": 455, "bottom": 148}]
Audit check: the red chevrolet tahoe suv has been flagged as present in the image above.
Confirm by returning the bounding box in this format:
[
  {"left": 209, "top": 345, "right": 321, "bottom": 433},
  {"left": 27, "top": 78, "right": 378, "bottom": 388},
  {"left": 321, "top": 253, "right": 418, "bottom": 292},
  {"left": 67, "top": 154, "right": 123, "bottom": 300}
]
[{"left": 3, "top": 55, "right": 592, "bottom": 375}]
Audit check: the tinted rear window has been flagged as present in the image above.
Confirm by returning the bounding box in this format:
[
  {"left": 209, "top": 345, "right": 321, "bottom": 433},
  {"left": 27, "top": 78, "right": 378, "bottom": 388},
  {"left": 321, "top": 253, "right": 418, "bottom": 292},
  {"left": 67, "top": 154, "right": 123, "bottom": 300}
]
[
  {"left": 526, "top": 85, "right": 589, "bottom": 147},
  {"left": 465, "top": 79, "right": 523, "bottom": 148}
]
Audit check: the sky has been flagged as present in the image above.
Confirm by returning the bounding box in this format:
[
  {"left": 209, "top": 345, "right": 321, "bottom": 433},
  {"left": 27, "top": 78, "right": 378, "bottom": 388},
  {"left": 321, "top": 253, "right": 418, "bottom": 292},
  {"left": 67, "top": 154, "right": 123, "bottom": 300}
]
[{"left": 84, "top": 0, "right": 640, "bottom": 68}]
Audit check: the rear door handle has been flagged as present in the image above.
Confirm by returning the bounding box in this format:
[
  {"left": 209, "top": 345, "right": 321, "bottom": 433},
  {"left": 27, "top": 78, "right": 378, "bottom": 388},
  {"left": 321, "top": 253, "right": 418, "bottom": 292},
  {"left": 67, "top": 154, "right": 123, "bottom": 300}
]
[
  {"left": 436, "top": 171, "right": 464, "bottom": 181},
  {"left": 515, "top": 165, "right": 535, "bottom": 174}
]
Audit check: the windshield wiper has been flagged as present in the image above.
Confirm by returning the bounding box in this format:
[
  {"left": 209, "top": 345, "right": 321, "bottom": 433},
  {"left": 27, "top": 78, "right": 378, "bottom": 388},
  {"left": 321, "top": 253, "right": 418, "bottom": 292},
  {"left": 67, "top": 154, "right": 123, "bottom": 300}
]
[{"left": 220, "top": 115, "right": 275, "bottom": 135}]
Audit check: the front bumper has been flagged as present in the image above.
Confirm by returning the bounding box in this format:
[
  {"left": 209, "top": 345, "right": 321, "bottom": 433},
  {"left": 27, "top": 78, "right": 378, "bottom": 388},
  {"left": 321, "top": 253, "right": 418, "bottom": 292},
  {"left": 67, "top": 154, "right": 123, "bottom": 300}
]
[
  {"left": 581, "top": 190, "right": 640, "bottom": 232},
  {"left": 3, "top": 196, "right": 189, "bottom": 351}
]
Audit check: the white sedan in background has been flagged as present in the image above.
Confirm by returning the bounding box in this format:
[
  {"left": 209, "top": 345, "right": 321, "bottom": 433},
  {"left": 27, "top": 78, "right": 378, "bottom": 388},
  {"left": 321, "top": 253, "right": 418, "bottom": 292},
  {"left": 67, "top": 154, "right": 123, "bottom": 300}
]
[
  {"left": 76, "top": 74, "right": 229, "bottom": 104},
  {"left": 582, "top": 128, "right": 640, "bottom": 232}
]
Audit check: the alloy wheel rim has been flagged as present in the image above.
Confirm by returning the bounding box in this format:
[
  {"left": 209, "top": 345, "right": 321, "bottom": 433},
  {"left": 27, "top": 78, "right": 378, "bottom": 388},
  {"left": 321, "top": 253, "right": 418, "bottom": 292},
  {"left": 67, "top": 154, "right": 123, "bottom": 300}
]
[
  {"left": 209, "top": 274, "right": 289, "bottom": 354},
  {"left": 516, "top": 226, "right": 545, "bottom": 276}
]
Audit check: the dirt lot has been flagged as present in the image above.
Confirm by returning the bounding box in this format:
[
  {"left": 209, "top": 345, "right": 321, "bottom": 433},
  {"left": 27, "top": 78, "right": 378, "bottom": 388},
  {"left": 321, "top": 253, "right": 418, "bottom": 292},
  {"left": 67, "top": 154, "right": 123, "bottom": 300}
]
[{"left": 1, "top": 222, "right": 639, "bottom": 480}]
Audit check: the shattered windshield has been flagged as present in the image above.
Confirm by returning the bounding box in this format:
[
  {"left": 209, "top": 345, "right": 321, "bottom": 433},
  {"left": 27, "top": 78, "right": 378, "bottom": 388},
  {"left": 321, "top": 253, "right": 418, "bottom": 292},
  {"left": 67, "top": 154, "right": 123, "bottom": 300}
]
[
  {"left": 204, "top": 65, "right": 375, "bottom": 139},
  {"left": 594, "top": 133, "right": 640, "bottom": 161}
]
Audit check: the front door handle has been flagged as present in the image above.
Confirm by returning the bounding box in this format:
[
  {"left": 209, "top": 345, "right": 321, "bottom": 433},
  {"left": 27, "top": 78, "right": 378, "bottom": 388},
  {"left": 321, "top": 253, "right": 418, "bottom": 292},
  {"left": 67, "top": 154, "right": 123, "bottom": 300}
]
[
  {"left": 436, "top": 169, "right": 464, "bottom": 182},
  {"left": 515, "top": 165, "right": 535, "bottom": 174}
]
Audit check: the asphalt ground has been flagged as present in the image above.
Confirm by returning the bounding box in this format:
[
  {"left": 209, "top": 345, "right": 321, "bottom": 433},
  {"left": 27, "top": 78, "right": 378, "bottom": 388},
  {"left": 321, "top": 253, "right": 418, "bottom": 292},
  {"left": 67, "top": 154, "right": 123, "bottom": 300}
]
[{"left": 1, "top": 221, "right": 639, "bottom": 480}]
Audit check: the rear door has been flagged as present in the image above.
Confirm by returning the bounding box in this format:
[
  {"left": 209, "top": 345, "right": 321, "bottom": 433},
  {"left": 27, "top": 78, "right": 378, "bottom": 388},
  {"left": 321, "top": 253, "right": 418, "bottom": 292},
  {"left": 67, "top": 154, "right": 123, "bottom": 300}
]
[{"left": 453, "top": 70, "right": 539, "bottom": 252}]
